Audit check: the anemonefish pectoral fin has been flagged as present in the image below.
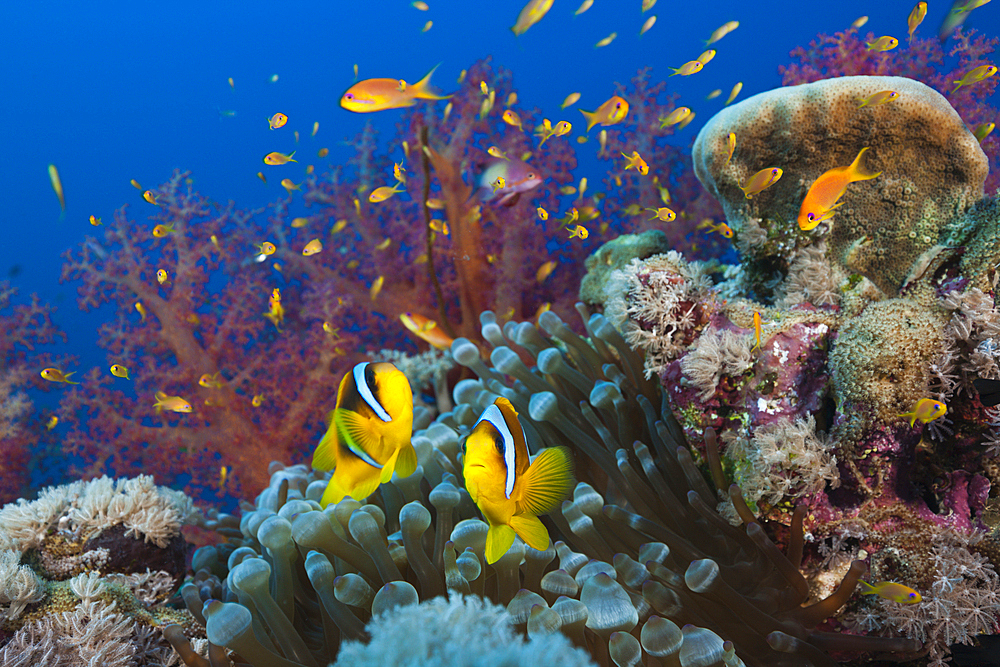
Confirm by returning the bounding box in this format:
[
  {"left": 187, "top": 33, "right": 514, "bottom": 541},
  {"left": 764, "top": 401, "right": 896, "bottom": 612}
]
[
  {"left": 509, "top": 513, "right": 550, "bottom": 552},
  {"left": 485, "top": 524, "right": 517, "bottom": 565},
  {"left": 394, "top": 443, "right": 418, "bottom": 480},
  {"left": 335, "top": 408, "right": 382, "bottom": 467},
  {"left": 515, "top": 446, "right": 575, "bottom": 516}
]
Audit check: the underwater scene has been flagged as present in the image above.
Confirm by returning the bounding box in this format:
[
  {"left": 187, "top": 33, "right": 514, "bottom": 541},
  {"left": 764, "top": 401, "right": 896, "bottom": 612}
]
[{"left": 2, "top": 0, "right": 1000, "bottom": 665}]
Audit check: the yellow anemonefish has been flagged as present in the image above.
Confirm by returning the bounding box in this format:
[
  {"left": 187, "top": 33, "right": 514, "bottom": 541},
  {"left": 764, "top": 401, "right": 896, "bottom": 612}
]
[
  {"left": 797, "top": 147, "right": 881, "bottom": 230},
  {"left": 740, "top": 167, "right": 782, "bottom": 199},
  {"left": 154, "top": 391, "right": 193, "bottom": 413},
  {"left": 579, "top": 96, "right": 629, "bottom": 131},
  {"left": 340, "top": 65, "right": 450, "bottom": 112},
  {"left": 268, "top": 112, "right": 288, "bottom": 130},
  {"left": 312, "top": 361, "right": 416, "bottom": 506},
  {"left": 898, "top": 398, "right": 947, "bottom": 427},
  {"left": 263, "top": 151, "right": 297, "bottom": 165},
  {"left": 400, "top": 312, "right": 455, "bottom": 349},
  {"left": 859, "top": 580, "right": 922, "bottom": 604},
  {"left": 40, "top": 368, "right": 79, "bottom": 384},
  {"left": 110, "top": 364, "right": 130, "bottom": 379},
  {"left": 463, "top": 397, "right": 574, "bottom": 564}
]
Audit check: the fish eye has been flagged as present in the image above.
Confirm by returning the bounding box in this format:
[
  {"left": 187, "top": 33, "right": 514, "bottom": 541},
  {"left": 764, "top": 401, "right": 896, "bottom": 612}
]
[
  {"left": 807, "top": 213, "right": 815, "bottom": 221},
  {"left": 527, "top": 173, "right": 536, "bottom": 179},
  {"left": 345, "top": 93, "right": 354, "bottom": 100}
]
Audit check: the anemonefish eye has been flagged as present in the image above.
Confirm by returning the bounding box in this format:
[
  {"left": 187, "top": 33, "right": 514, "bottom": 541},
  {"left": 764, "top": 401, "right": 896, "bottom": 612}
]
[{"left": 493, "top": 434, "right": 505, "bottom": 455}]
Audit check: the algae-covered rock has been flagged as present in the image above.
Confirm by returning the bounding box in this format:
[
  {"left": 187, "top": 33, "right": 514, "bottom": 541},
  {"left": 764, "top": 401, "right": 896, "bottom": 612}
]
[{"left": 578, "top": 230, "right": 673, "bottom": 308}]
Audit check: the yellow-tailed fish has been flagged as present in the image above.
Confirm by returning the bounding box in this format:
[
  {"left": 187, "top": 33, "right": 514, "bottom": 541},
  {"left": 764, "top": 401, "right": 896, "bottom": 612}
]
[
  {"left": 210, "top": 235, "right": 220, "bottom": 250},
  {"left": 252, "top": 394, "right": 264, "bottom": 407},
  {"left": 130, "top": 179, "right": 143, "bottom": 190},
  {"left": 659, "top": 107, "right": 691, "bottom": 128},
  {"left": 143, "top": 190, "right": 158, "bottom": 205},
  {"left": 263, "top": 151, "right": 297, "bottom": 165},
  {"left": 413, "top": 0, "right": 429, "bottom": 8},
  {"left": 154, "top": 391, "right": 193, "bottom": 414},
  {"left": 751, "top": 311, "right": 762, "bottom": 353},
  {"left": 369, "top": 183, "right": 404, "bottom": 202},
  {"left": 291, "top": 217, "right": 310, "bottom": 228},
  {"left": 908, "top": 2, "right": 927, "bottom": 40},
  {"left": 312, "top": 361, "right": 416, "bottom": 506},
  {"left": 491, "top": 177, "right": 506, "bottom": 193},
  {"left": 858, "top": 90, "right": 899, "bottom": 108},
  {"left": 511, "top": 0, "right": 554, "bottom": 36},
  {"left": 258, "top": 241, "right": 276, "bottom": 255},
  {"left": 647, "top": 207, "right": 676, "bottom": 222},
  {"left": 218, "top": 466, "right": 229, "bottom": 489},
  {"left": 46, "top": 416, "right": 58, "bottom": 430},
  {"left": 975, "top": 122, "right": 996, "bottom": 143},
  {"left": 370, "top": 275, "right": 384, "bottom": 301},
  {"left": 621, "top": 150, "right": 649, "bottom": 175},
  {"left": 797, "top": 147, "right": 880, "bottom": 230},
  {"left": 425, "top": 199, "right": 445, "bottom": 210},
  {"left": 199, "top": 372, "right": 225, "bottom": 388},
  {"left": 89, "top": 215, "right": 102, "bottom": 226},
  {"left": 706, "top": 89, "right": 722, "bottom": 100},
  {"left": 536, "top": 207, "right": 549, "bottom": 221},
  {"left": 705, "top": 221, "right": 734, "bottom": 239},
  {"left": 375, "top": 237, "right": 392, "bottom": 251},
  {"left": 488, "top": 146, "right": 510, "bottom": 161},
  {"left": 705, "top": 20, "right": 739, "bottom": 45},
  {"left": 110, "top": 364, "right": 130, "bottom": 379},
  {"left": 866, "top": 36, "right": 899, "bottom": 52},
  {"left": 851, "top": 16, "right": 868, "bottom": 28},
  {"left": 725, "top": 132, "right": 736, "bottom": 167},
  {"left": 422, "top": 20, "right": 432, "bottom": 31},
  {"left": 553, "top": 120, "right": 572, "bottom": 136},
  {"left": 561, "top": 92, "right": 581, "bottom": 109},
  {"left": 393, "top": 162, "right": 406, "bottom": 183},
  {"left": 400, "top": 312, "right": 455, "bottom": 349},
  {"left": 480, "top": 80, "right": 490, "bottom": 96},
  {"left": 135, "top": 302, "right": 148, "bottom": 321},
  {"left": 463, "top": 397, "right": 574, "bottom": 564},
  {"left": 579, "top": 177, "right": 588, "bottom": 197},
  {"left": 152, "top": 224, "right": 175, "bottom": 238},
  {"left": 859, "top": 581, "right": 922, "bottom": 604},
  {"left": 740, "top": 167, "right": 782, "bottom": 199},
  {"left": 257, "top": 172, "right": 267, "bottom": 184},
  {"left": 228, "top": 77, "right": 234, "bottom": 90},
  {"left": 697, "top": 49, "right": 716, "bottom": 65},
  {"left": 536, "top": 261, "right": 557, "bottom": 283},
  {"left": 48, "top": 164, "right": 65, "bottom": 215},
  {"left": 642, "top": 0, "right": 656, "bottom": 10},
  {"left": 503, "top": 109, "right": 523, "bottom": 131},
  {"left": 40, "top": 368, "right": 79, "bottom": 384},
  {"left": 507, "top": 92, "right": 518, "bottom": 106},
  {"left": 264, "top": 288, "right": 284, "bottom": 329},
  {"left": 156, "top": 269, "right": 170, "bottom": 285},
  {"left": 670, "top": 60, "right": 703, "bottom": 77},
  {"left": 341, "top": 64, "right": 450, "bottom": 112},
  {"left": 302, "top": 239, "right": 323, "bottom": 256},
  {"left": 567, "top": 225, "right": 588, "bottom": 239},
  {"left": 575, "top": 0, "right": 593, "bottom": 14},
  {"left": 640, "top": 16, "right": 656, "bottom": 36},
  {"left": 559, "top": 185, "right": 577, "bottom": 195},
  {"left": 312, "top": 121, "right": 319, "bottom": 137},
  {"left": 579, "top": 95, "right": 629, "bottom": 131},
  {"left": 268, "top": 112, "right": 288, "bottom": 130},
  {"left": 678, "top": 111, "right": 696, "bottom": 130},
  {"left": 599, "top": 129, "right": 607, "bottom": 154},
  {"left": 281, "top": 178, "right": 301, "bottom": 195},
  {"left": 952, "top": 65, "right": 997, "bottom": 93},
  {"left": 725, "top": 82, "right": 743, "bottom": 106},
  {"left": 595, "top": 32, "right": 617, "bottom": 48},
  {"left": 898, "top": 398, "right": 947, "bottom": 426}
]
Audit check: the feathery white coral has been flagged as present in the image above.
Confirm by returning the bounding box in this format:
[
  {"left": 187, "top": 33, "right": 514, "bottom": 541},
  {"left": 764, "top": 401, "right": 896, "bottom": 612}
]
[
  {"left": 0, "top": 548, "right": 44, "bottom": 621},
  {"left": 679, "top": 327, "right": 754, "bottom": 400}
]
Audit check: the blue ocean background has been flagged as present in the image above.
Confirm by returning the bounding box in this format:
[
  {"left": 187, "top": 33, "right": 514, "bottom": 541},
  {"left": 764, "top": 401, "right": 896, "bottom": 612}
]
[{"left": 1, "top": 0, "right": 996, "bottom": 488}]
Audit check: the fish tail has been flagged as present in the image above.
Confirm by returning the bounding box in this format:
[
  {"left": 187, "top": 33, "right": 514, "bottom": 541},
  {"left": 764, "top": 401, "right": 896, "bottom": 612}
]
[
  {"left": 579, "top": 109, "right": 598, "bottom": 131},
  {"left": 485, "top": 524, "right": 517, "bottom": 564},
  {"left": 848, "top": 147, "right": 881, "bottom": 181},
  {"left": 515, "top": 446, "right": 574, "bottom": 516},
  {"left": 509, "top": 513, "right": 550, "bottom": 551},
  {"left": 320, "top": 476, "right": 351, "bottom": 507},
  {"left": 411, "top": 63, "right": 451, "bottom": 101},
  {"left": 858, "top": 580, "right": 877, "bottom": 595}
]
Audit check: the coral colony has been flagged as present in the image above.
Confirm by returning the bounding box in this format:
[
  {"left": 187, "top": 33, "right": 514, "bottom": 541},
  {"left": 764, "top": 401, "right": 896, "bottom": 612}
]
[{"left": 4, "top": 7, "right": 1000, "bottom": 667}]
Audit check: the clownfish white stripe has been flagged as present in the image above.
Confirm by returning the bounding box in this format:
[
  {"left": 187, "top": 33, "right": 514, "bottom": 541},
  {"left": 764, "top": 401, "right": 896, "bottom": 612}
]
[
  {"left": 353, "top": 362, "right": 392, "bottom": 422},
  {"left": 476, "top": 403, "right": 518, "bottom": 498}
]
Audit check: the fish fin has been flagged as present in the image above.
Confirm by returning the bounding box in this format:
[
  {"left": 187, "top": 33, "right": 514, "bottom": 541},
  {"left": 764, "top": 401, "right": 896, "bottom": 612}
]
[
  {"left": 311, "top": 411, "right": 340, "bottom": 471},
  {"left": 320, "top": 476, "right": 351, "bottom": 507},
  {"left": 348, "top": 472, "right": 383, "bottom": 501},
  {"left": 579, "top": 109, "right": 597, "bottom": 131},
  {"left": 485, "top": 524, "right": 517, "bottom": 564},
  {"left": 848, "top": 147, "right": 882, "bottom": 180},
  {"left": 410, "top": 63, "right": 451, "bottom": 101},
  {"left": 379, "top": 447, "right": 401, "bottom": 483},
  {"left": 335, "top": 408, "right": 383, "bottom": 465},
  {"left": 509, "top": 513, "right": 550, "bottom": 552},
  {"left": 516, "top": 446, "right": 574, "bottom": 516},
  {"left": 394, "top": 444, "right": 418, "bottom": 479},
  {"left": 858, "top": 580, "right": 877, "bottom": 595}
]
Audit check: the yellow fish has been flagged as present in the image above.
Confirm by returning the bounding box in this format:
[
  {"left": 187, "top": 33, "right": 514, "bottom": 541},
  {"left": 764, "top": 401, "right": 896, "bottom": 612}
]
[
  {"left": 291, "top": 217, "right": 310, "bottom": 228},
  {"left": 156, "top": 269, "right": 169, "bottom": 285},
  {"left": 302, "top": 239, "right": 323, "bottom": 256},
  {"left": 393, "top": 162, "right": 406, "bottom": 183},
  {"left": 537, "top": 207, "right": 549, "bottom": 220},
  {"left": 859, "top": 581, "right": 922, "bottom": 604},
  {"left": 46, "top": 416, "right": 58, "bottom": 430},
  {"left": 952, "top": 64, "right": 998, "bottom": 93},
  {"left": 312, "top": 361, "right": 417, "bottom": 506},
  {"left": 898, "top": 398, "right": 947, "bottom": 427},
  {"left": 199, "top": 372, "right": 225, "bottom": 388},
  {"left": 553, "top": 121, "right": 572, "bottom": 136},
  {"left": 400, "top": 312, "right": 455, "bottom": 350},
  {"left": 670, "top": 61, "right": 704, "bottom": 77},
  {"left": 567, "top": 225, "right": 588, "bottom": 239},
  {"left": 647, "top": 207, "right": 676, "bottom": 222},
  {"left": 797, "top": 148, "right": 880, "bottom": 230},
  {"left": 697, "top": 49, "right": 717, "bottom": 65},
  {"left": 502, "top": 109, "right": 523, "bottom": 131},
  {"left": 413, "top": 1, "right": 429, "bottom": 9},
  {"left": 511, "top": 0, "right": 554, "bottom": 36},
  {"left": 341, "top": 65, "right": 450, "bottom": 112},
  {"left": 740, "top": 167, "right": 783, "bottom": 199},
  {"left": 281, "top": 179, "right": 301, "bottom": 195},
  {"left": 561, "top": 92, "right": 580, "bottom": 109},
  {"left": 866, "top": 35, "right": 899, "bottom": 52},
  {"left": 143, "top": 190, "right": 158, "bottom": 205},
  {"left": 488, "top": 146, "right": 510, "bottom": 161},
  {"left": 264, "top": 288, "right": 285, "bottom": 329},
  {"left": 659, "top": 107, "right": 691, "bottom": 128},
  {"left": 252, "top": 393, "right": 264, "bottom": 407},
  {"left": 640, "top": 16, "right": 656, "bottom": 36},
  {"left": 110, "top": 364, "right": 130, "bottom": 379},
  {"left": 130, "top": 179, "right": 143, "bottom": 190},
  {"left": 257, "top": 172, "right": 267, "bottom": 185},
  {"left": 135, "top": 302, "right": 148, "bottom": 321},
  {"left": 725, "top": 132, "right": 736, "bottom": 167},
  {"left": 706, "top": 89, "right": 722, "bottom": 100},
  {"left": 751, "top": 311, "right": 762, "bottom": 353},
  {"left": 219, "top": 466, "right": 229, "bottom": 489},
  {"left": 908, "top": 2, "right": 927, "bottom": 41},
  {"left": 89, "top": 215, "right": 102, "bottom": 226},
  {"left": 463, "top": 397, "right": 574, "bottom": 564},
  {"left": 375, "top": 237, "right": 392, "bottom": 251},
  {"left": 974, "top": 122, "right": 996, "bottom": 143},
  {"left": 622, "top": 150, "right": 649, "bottom": 175},
  {"left": 536, "top": 260, "right": 557, "bottom": 283},
  {"left": 228, "top": 77, "right": 234, "bottom": 90},
  {"left": 154, "top": 391, "right": 193, "bottom": 414},
  {"left": 575, "top": 0, "right": 593, "bottom": 14},
  {"left": 370, "top": 275, "right": 385, "bottom": 301},
  {"left": 595, "top": 32, "right": 617, "bottom": 48},
  {"left": 258, "top": 241, "right": 276, "bottom": 255},
  {"left": 263, "top": 151, "right": 297, "bottom": 165},
  {"left": 41, "top": 368, "right": 78, "bottom": 384},
  {"left": 858, "top": 90, "right": 899, "bottom": 108},
  {"left": 491, "top": 177, "right": 506, "bottom": 193},
  {"left": 369, "top": 183, "right": 404, "bottom": 202},
  {"left": 268, "top": 112, "right": 288, "bottom": 129},
  {"left": 579, "top": 96, "right": 629, "bottom": 131},
  {"left": 152, "top": 224, "right": 175, "bottom": 238},
  {"left": 312, "top": 121, "right": 319, "bottom": 136},
  {"left": 318, "top": 148, "right": 330, "bottom": 158},
  {"left": 323, "top": 322, "right": 341, "bottom": 338},
  {"left": 705, "top": 20, "right": 739, "bottom": 45},
  {"left": 725, "top": 82, "right": 743, "bottom": 106},
  {"left": 332, "top": 219, "right": 349, "bottom": 233},
  {"left": 642, "top": 0, "right": 656, "bottom": 10},
  {"left": 48, "top": 164, "right": 65, "bottom": 215}
]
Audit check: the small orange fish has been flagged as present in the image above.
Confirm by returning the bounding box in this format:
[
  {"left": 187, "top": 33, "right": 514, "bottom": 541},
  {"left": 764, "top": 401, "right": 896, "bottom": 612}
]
[
  {"left": 859, "top": 580, "right": 922, "bottom": 604},
  {"left": 621, "top": 150, "right": 649, "bottom": 175},
  {"left": 318, "top": 148, "right": 330, "bottom": 158},
  {"left": 503, "top": 109, "right": 524, "bottom": 131},
  {"left": 369, "top": 183, "right": 404, "bottom": 202},
  {"left": 488, "top": 146, "right": 510, "bottom": 161},
  {"left": 400, "top": 312, "right": 455, "bottom": 349},
  {"left": 143, "top": 190, "right": 158, "bottom": 205},
  {"left": 152, "top": 224, "right": 175, "bottom": 238},
  {"left": 263, "top": 151, "right": 297, "bottom": 165},
  {"left": 646, "top": 207, "right": 676, "bottom": 222},
  {"left": 252, "top": 393, "right": 264, "bottom": 407},
  {"left": 857, "top": 91, "right": 899, "bottom": 108},
  {"left": 154, "top": 391, "right": 193, "bottom": 414},
  {"left": 866, "top": 35, "right": 899, "bottom": 52},
  {"left": 751, "top": 311, "right": 762, "bottom": 353},
  {"left": 41, "top": 368, "right": 79, "bottom": 384},
  {"left": 89, "top": 215, "right": 102, "bottom": 226},
  {"left": 567, "top": 225, "right": 588, "bottom": 239},
  {"left": 703, "top": 221, "right": 734, "bottom": 239},
  {"left": 740, "top": 167, "right": 782, "bottom": 199},
  {"left": 258, "top": 241, "right": 276, "bottom": 256},
  {"left": 579, "top": 96, "right": 629, "bottom": 131},
  {"left": 537, "top": 207, "right": 548, "bottom": 220},
  {"left": 536, "top": 260, "right": 557, "bottom": 283},
  {"left": 302, "top": 239, "right": 323, "bottom": 256},
  {"left": 340, "top": 65, "right": 450, "bottom": 112},
  {"left": 897, "top": 398, "right": 946, "bottom": 427},
  {"left": 268, "top": 112, "right": 288, "bottom": 129},
  {"left": 797, "top": 147, "right": 880, "bottom": 230},
  {"left": 156, "top": 269, "right": 170, "bottom": 285}
]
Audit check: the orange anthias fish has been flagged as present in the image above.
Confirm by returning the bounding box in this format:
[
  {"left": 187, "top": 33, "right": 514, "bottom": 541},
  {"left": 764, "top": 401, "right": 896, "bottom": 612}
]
[
  {"left": 400, "top": 312, "right": 455, "bottom": 350},
  {"left": 859, "top": 580, "right": 922, "bottom": 604},
  {"left": 621, "top": 151, "right": 649, "bottom": 175},
  {"left": 41, "top": 368, "right": 79, "bottom": 384},
  {"left": 154, "top": 391, "right": 193, "bottom": 414},
  {"left": 898, "top": 398, "right": 947, "bottom": 427},
  {"left": 340, "top": 65, "right": 450, "bottom": 112},
  {"left": 268, "top": 112, "right": 288, "bottom": 129},
  {"left": 797, "top": 147, "right": 881, "bottom": 230},
  {"left": 579, "top": 96, "right": 629, "bottom": 131},
  {"left": 463, "top": 397, "right": 574, "bottom": 564},
  {"left": 751, "top": 311, "right": 762, "bottom": 353},
  {"left": 312, "top": 361, "right": 417, "bottom": 506},
  {"left": 740, "top": 167, "right": 782, "bottom": 199}
]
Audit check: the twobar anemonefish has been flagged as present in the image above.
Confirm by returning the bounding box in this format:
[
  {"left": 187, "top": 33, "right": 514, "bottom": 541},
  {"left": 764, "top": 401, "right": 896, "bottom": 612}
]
[
  {"left": 463, "top": 397, "right": 574, "bottom": 564},
  {"left": 312, "top": 362, "right": 416, "bottom": 507}
]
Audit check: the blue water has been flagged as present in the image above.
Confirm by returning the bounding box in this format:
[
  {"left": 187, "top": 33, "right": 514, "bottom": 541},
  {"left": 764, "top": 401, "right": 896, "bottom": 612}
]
[{"left": 2, "top": 0, "right": 996, "bottom": 427}]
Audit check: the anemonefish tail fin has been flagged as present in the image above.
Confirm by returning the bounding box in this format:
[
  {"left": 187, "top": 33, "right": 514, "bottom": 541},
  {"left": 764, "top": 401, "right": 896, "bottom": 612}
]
[
  {"left": 311, "top": 411, "right": 340, "bottom": 471},
  {"left": 485, "top": 524, "right": 517, "bottom": 565},
  {"left": 849, "top": 147, "right": 882, "bottom": 181},
  {"left": 509, "top": 513, "right": 550, "bottom": 552},
  {"left": 516, "top": 446, "right": 575, "bottom": 516},
  {"left": 411, "top": 63, "right": 451, "bottom": 101},
  {"left": 579, "top": 108, "right": 598, "bottom": 131},
  {"left": 858, "top": 580, "right": 877, "bottom": 595}
]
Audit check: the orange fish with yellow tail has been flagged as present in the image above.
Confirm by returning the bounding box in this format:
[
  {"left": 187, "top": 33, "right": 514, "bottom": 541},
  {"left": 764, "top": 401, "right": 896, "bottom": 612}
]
[
  {"left": 400, "top": 312, "right": 454, "bottom": 349},
  {"left": 797, "top": 147, "right": 881, "bottom": 230},
  {"left": 340, "top": 64, "right": 450, "bottom": 112}
]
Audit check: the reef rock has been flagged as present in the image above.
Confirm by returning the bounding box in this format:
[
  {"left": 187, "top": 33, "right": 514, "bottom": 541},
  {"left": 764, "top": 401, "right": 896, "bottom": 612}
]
[{"left": 693, "top": 75, "right": 989, "bottom": 294}]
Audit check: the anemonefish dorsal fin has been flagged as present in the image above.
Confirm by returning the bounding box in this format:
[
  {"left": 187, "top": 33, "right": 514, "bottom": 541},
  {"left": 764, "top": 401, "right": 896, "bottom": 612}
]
[
  {"left": 352, "top": 362, "right": 392, "bottom": 422},
  {"left": 485, "top": 524, "right": 516, "bottom": 565},
  {"left": 515, "top": 446, "right": 574, "bottom": 516},
  {"left": 473, "top": 397, "right": 527, "bottom": 499},
  {"left": 509, "top": 514, "right": 550, "bottom": 552}
]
